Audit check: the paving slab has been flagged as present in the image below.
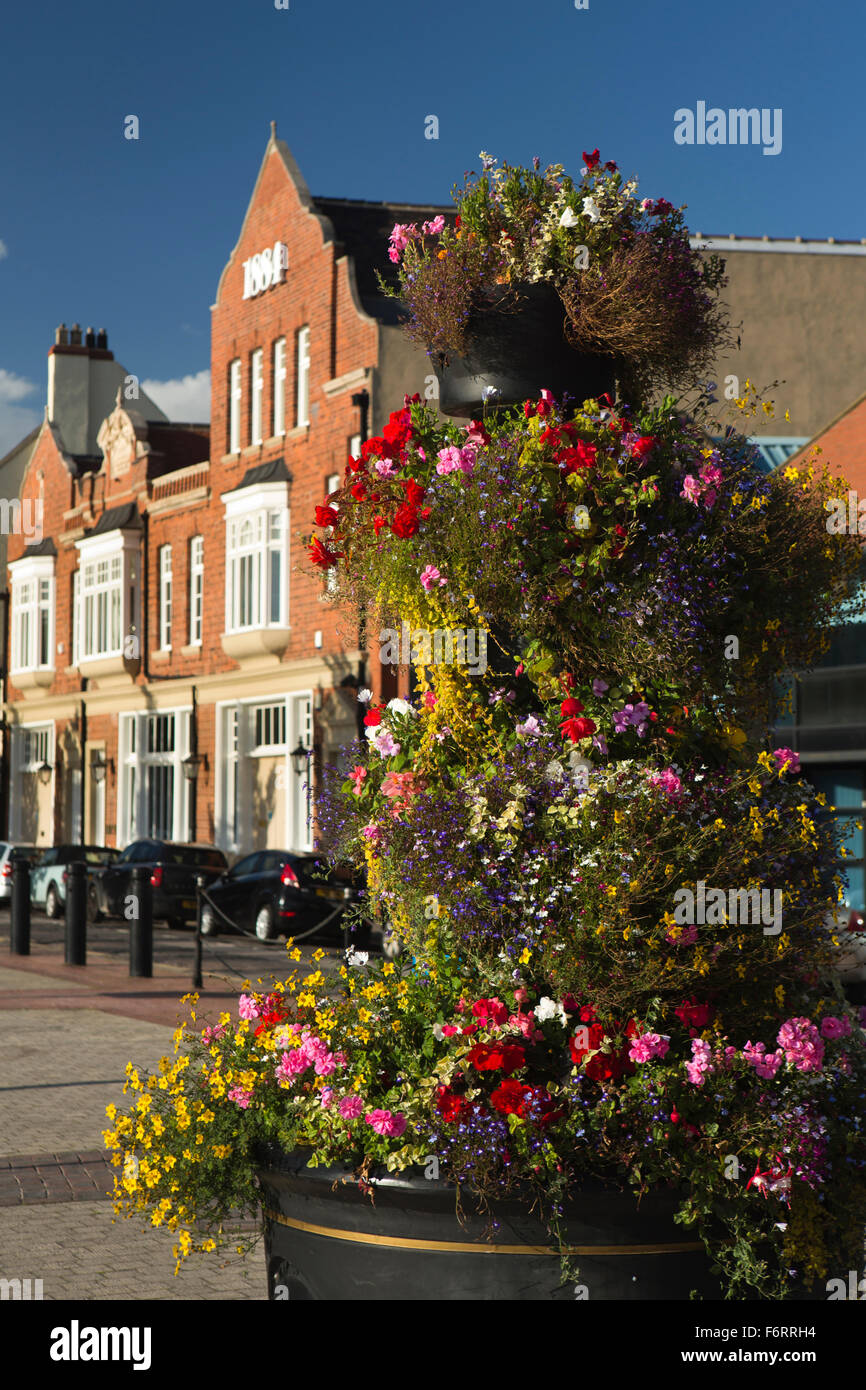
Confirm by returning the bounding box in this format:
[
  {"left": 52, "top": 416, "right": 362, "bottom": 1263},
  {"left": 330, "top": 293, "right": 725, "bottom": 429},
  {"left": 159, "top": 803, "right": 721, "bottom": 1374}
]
[{"left": 0, "top": 1200, "right": 267, "bottom": 1300}]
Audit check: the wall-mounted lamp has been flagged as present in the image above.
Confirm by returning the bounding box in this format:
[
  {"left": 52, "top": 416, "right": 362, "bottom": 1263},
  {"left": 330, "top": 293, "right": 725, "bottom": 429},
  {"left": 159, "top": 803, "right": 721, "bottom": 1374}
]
[{"left": 182, "top": 752, "right": 208, "bottom": 783}]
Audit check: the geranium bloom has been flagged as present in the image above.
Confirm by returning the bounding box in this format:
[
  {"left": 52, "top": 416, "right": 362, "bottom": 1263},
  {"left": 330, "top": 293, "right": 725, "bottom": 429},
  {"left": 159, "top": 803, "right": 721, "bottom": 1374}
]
[
  {"left": 391, "top": 504, "right": 420, "bottom": 538},
  {"left": 374, "top": 458, "right": 398, "bottom": 478},
  {"left": 628, "top": 1032, "right": 670, "bottom": 1063},
  {"left": 467, "top": 1041, "right": 526, "bottom": 1074},
  {"left": 363, "top": 707, "right": 382, "bottom": 727},
  {"left": 371, "top": 728, "right": 401, "bottom": 757},
  {"left": 422, "top": 214, "right": 446, "bottom": 235},
  {"left": 647, "top": 767, "right": 683, "bottom": 800},
  {"left": 228, "top": 1086, "right": 253, "bottom": 1109},
  {"left": 773, "top": 747, "right": 801, "bottom": 775},
  {"left": 777, "top": 1018, "right": 824, "bottom": 1072},
  {"left": 742, "top": 1041, "right": 783, "bottom": 1079},
  {"left": 435, "top": 1085, "right": 467, "bottom": 1122},
  {"left": 680, "top": 474, "right": 702, "bottom": 505},
  {"left": 339, "top": 1095, "right": 364, "bottom": 1121},
  {"left": 820, "top": 1015, "right": 850, "bottom": 1040},
  {"left": 349, "top": 765, "right": 367, "bottom": 796},
  {"left": 436, "top": 445, "right": 463, "bottom": 475},
  {"left": 471, "top": 997, "right": 509, "bottom": 1026},
  {"left": 490, "top": 1078, "right": 533, "bottom": 1115},
  {"left": 420, "top": 565, "right": 446, "bottom": 591},
  {"left": 365, "top": 1109, "right": 407, "bottom": 1137},
  {"left": 675, "top": 998, "right": 714, "bottom": 1033},
  {"left": 315, "top": 504, "right": 338, "bottom": 528},
  {"left": 320, "top": 1088, "right": 335, "bottom": 1108},
  {"left": 238, "top": 994, "right": 261, "bottom": 1020},
  {"left": 629, "top": 436, "right": 657, "bottom": 463},
  {"left": 685, "top": 1039, "right": 715, "bottom": 1086}
]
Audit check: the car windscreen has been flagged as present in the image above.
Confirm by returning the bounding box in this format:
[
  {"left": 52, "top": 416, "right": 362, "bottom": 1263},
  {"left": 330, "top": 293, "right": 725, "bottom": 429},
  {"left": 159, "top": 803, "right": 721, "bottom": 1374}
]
[{"left": 85, "top": 849, "right": 118, "bottom": 866}]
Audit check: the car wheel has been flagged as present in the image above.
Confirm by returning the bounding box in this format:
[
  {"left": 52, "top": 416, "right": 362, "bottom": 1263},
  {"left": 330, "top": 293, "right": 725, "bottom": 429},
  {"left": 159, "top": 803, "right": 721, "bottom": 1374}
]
[
  {"left": 45, "top": 884, "right": 61, "bottom": 919},
  {"left": 255, "top": 901, "right": 276, "bottom": 942},
  {"left": 200, "top": 904, "right": 218, "bottom": 938}
]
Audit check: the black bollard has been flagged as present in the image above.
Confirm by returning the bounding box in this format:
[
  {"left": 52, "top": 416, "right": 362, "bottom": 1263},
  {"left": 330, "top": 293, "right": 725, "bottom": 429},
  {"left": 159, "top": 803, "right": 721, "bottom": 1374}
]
[
  {"left": 64, "top": 859, "right": 87, "bottom": 966},
  {"left": 129, "top": 864, "right": 153, "bottom": 979},
  {"left": 10, "top": 856, "right": 31, "bottom": 956},
  {"left": 193, "top": 874, "right": 205, "bottom": 991}
]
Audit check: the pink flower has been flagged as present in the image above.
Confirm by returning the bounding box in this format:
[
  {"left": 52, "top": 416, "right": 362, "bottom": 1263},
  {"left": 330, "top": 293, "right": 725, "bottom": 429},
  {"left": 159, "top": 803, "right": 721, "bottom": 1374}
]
[
  {"left": 458, "top": 445, "right": 477, "bottom": 475},
  {"left": 320, "top": 1087, "right": 335, "bottom": 1108},
  {"left": 513, "top": 987, "right": 529, "bottom": 1005},
  {"left": 365, "top": 1109, "right": 407, "bottom": 1137},
  {"left": 777, "top": 1017, "right": 824, "bottom": 1073},
  {"left": 238, "top": 994, "right": 261, "bottom": 1020},
  {"left": 420, "top": 565, "right": 446, "bottom": 591},
  {"left": 819, "top": 1015, "right": 850, "bottom": 1040},
  {"left": 349, "top": 765, "right": 367, "bottom": 796},
  {"left": 422, "top": 214, "right": 445, "bottom": 235},
  {"left": 228, "top": 1086, "right": 253, "bottom": 1109},
  {"left": 699, "top": 461, "right": 723, "bottom": 488},
  {"left": 372, "top": 729, "right": 401, "bottom": 757},
  {"left": 742, "top": 1041, "right": 783, "bottom": 1079},
  {"left": 339, "top": 1095, "right": 364, "bottom": 1121},
  {"left": 773, "top": 747, "right": 801, "bottom": 775},
  {"left": 681, "top": 474, "right": 702, "bottom": 505},
  {"left": 423, "top": 691, "right": 437, "bottom": 709},
  {"left": 436, "top": 445, "right": 463, "bottom": 475},
  {"left": 374, "top": 458, "right": 397, "bottom": 478},
  {"left": 201, "top": 1023, "right": 227, "bottom": 1044},
  {"left": 665, "top": 924, "right": 698, "bottom": 946},
  {"left": 360, "top": 823, "right": 381, "bottom": 844},
  {"left": 685, "top": 1038, "right": 715, "bottom": 1086},
  {"left": 628, "top": 1032, "right": 670, "bottom": 1063},
  {"left": 314, "top": 1052, "right": 337, "bottom": 1076},
  {"left": 647, "top": 767, "right": 682, "bottom": 800}
]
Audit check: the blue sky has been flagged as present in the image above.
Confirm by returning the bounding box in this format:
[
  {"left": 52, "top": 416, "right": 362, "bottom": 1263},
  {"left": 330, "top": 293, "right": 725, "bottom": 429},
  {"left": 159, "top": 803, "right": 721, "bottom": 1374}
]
[{"left": 0, "top": 0, "right": 860, "bottom": 453}]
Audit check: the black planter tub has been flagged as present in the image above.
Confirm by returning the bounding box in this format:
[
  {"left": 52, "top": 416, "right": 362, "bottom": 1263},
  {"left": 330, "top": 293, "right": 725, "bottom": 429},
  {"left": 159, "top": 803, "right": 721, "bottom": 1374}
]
[
  {"left": 257, "top": 1148, "right": 721, "bottom": 1301},
  {"left": 434, "top": 283, "right": 619, "bottom": 418}
]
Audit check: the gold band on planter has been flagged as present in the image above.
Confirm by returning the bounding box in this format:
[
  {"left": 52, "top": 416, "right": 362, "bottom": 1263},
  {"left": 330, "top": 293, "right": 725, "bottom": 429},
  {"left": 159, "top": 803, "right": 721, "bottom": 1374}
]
[{"left": 262, "top": 1208, "right": 704, "bottom": 1256}]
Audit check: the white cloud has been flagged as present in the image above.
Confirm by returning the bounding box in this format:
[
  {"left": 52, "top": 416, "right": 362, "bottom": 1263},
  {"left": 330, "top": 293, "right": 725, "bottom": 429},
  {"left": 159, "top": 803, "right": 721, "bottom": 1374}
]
[
  {"left": 141, "top": 369, "right": 210, "bottom": 422},
  {"left": 0, "top": 369, "right": 40, "bottom": 457},
  {"left": 0, "top": 240, "right": 8, "bottom": 261}
]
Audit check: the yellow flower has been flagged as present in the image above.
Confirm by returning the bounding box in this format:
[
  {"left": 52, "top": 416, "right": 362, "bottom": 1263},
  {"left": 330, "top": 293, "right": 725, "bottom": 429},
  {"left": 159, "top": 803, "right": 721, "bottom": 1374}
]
[{"left": 519, "top": 947, "right": 531, "bottom": 965}]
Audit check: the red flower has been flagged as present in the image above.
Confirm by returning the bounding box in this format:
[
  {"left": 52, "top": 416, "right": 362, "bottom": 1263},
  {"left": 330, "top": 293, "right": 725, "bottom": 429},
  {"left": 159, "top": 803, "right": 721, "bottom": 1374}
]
[
  {"left": 471, "top": 997, "right": 509, "bottom": 1025},
  {"left": 569, "top": 1018, "right": 635, "bottom": 1081},
  {"left": 391, "top": 505, "right": 419, "bottom": 539},
  {"left": 467, "top": 1042, "right": 526, "bottom": 1074},
  {"left": 363, "top": 707, "right": 382, "bottom": 728},
  {"left": 350, "top": 482, "right": 367, "bottom": 501},
  {"left": 372, "top": 515, "right": 387, "bottom": 537},
  {"left": 315, "top": 504, "right": 339, "bottom": 528},
  {"left": 361, "top": 437, "right": 384, "bottom": 462},
  {"left": 603, "top": 160, "right": 618, "bottom": 173},
  {"left": 309, "top": 537, "right": 340, "bottom": 569},
  {"left": 630, "top": 435, "right": 657, "bottom": 463},
  {"left": 400, "top": 477, "right": 426, "bottom": 507},
  {"left": 561, "top": 440, "right": 598, "bottom": 474},
  {"left": 582, "top": 148, "right": 601, "bottom": 169},
  {"left": 560, "top": 697, "right": 585, "bottom": 718},
  {"left": 435, "top": 1085, "right": 466, "bottom": 1123},
  {"left": 490, "top": 1078, "right": 532, "bottom": 1116},
  {"left": 383, "top": 408, "right": 412, "bottom": 447},
  {"left": 561, "top": 715, "right": 596, "bottom": 742},
  {"left": 674, "top": 998, "right": 714, "bottom": 1033}
]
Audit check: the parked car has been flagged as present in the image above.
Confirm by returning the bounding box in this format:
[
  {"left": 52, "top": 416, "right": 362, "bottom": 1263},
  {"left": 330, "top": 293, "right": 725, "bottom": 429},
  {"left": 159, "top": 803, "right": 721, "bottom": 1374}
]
[
  {"left": 95, "top": 841, "right": 228, "bottom": 928},
  {"left": 199, "top": 850, "right": 370, "bottom": 943},
  {"left": 828, "top": 901, "right": 866, "bottom": 1000},
  {"left": 0, "top": 843, "right": 39, "bottom": 905},
  {"left": 30, "top": 845, "right": 120, "bottom": 919}
]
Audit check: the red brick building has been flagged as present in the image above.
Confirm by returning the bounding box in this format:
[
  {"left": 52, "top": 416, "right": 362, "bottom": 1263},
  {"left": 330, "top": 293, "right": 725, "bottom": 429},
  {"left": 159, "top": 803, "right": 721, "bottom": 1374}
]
[{"left": 3, "top": 126, "right": 445, "bottom": 854}]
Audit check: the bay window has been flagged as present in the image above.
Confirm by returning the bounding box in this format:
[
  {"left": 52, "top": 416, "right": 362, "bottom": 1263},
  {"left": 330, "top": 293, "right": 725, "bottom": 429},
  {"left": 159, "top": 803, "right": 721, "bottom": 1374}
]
[
  {"left": 10, "top": 553, "right": 55, "bottom": 676},
  {"left": 74, "top": 528, "right": 140, "bottom": 666}
]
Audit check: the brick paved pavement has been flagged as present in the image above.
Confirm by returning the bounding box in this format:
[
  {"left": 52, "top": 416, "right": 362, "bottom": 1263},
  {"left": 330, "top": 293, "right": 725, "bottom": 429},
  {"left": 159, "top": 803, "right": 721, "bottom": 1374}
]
[{"left": 0, "top": 949, "right": 278, "bottom": 1299}]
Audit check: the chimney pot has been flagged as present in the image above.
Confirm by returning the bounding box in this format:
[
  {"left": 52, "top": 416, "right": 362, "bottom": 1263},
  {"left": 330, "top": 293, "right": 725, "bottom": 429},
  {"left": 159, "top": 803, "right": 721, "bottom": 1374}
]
[
  {"left": 55, "top": 323, "right": 68, "bottom": 346},
  {"left": 85, "top": 327, "right": 96, "bottom": 348},
  {"left": 96, "top": 328, "right": 108, "bottom": 349},
  {"left": 69, "top": 323, "right": 82, "bottom": 346}
]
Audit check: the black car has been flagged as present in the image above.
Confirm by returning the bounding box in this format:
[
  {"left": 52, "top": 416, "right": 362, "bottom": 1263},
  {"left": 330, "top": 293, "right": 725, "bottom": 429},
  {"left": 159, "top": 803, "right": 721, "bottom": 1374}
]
[
  {"left": 96, "top": 840, "right": 228, "bottom": 928},
  {"left": 199, "top": 850, "right": 369, "bottom": 943}
]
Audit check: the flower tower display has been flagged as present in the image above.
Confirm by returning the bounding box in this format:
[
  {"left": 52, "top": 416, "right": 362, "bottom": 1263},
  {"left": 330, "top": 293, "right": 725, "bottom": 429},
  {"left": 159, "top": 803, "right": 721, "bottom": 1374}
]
[{"left": 106, "top": 152, "right": 866, "bottom": 1302}]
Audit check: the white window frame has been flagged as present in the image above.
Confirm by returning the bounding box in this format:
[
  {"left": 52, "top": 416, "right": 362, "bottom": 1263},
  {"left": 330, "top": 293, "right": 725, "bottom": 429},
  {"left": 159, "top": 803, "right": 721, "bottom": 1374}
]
[
  {"left": 11, "top": 722, "right": 54, "bottom": 840},
  {"left": 250, "top": 347, "right": 264, "bottom": 446},
  {"left": 214, "top": 692, "right": 312, "bottom": 855},
  {"left": 228, "top": 358, "right": 242, "bottom": 454},
  {"left": 221, "top": 481, "right": 289, "bottom": 635},
  {"left": 296, "top": 326, "right": 310, "bottom": 427},
  {"left": 9, "top": 554, "right": 55, "bottom": 675},
  {"left": 273, "top": 337, "right": 286, "bottom": 437},
  {"left": 158, "top": 545, "right": 172, "bottom": 651},
  {"left": 73, "top": 530, "right": 140, "bottom": 663},
  {"left": 117, "top": 708, "right": 191, "bottom": 846},
  {"left": 189, "top": 535, "right": 204, "bottom": 646}
]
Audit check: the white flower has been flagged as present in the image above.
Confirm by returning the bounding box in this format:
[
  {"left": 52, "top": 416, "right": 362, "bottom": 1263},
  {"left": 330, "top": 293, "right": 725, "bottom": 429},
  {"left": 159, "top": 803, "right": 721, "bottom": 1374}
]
[
  {"left": 516, "top": 716, "right": 542, "bottom": 739},
  {"left": 545, "top": 760, "right": 565, "bottom": 782},
  {"left": 357, "top": 688, "right": 373, "bottom": 704},
  {"left": 559, "top": 207, "right": 579, "bottom": 229},
  {"left": 482, "top": 385, "right": 500, "bottom": 401},
  {"left": 582, "top": 196, "right": 601, "bottom": 224},
  {"left": 387, "top": 697, "right": 414, "bottom": 717},
  {"left": 535, "top": 996, "right": 568, "bottom": 1025},
  {"left": 345, "top": 949, "right": 369, "bottom": 967},
  {"left": 432, "top": 1022, "right": 446, "bottom": 1041}
]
